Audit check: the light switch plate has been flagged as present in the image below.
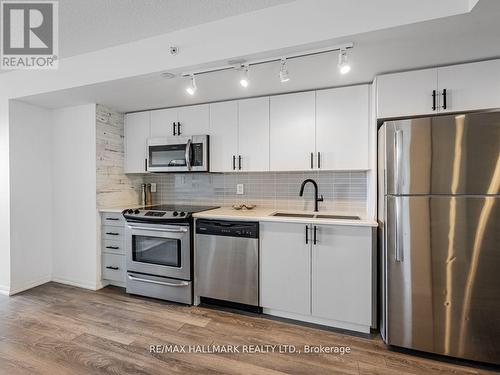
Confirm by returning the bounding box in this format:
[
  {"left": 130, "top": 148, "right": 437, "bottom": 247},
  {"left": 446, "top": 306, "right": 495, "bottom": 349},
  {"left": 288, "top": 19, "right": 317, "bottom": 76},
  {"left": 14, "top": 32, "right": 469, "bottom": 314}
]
[
  {"left": 150, "top": 183, "right": 157, "bottom": 193},
  {"left": 236, "top": 184, "right": 244, "bottom": 195}
]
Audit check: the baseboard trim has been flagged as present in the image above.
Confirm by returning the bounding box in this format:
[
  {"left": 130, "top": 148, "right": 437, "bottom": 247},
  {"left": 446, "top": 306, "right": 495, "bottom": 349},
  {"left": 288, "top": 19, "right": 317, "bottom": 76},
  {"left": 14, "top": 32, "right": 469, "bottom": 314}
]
[
  {"left": 0, "top": 285, "right": 10, "bottom": 296},
  {"left": 262, "top": 308, "right": 371, "bottom": 334},
  {"left": 8, "top": 275, "right": 52, "bottom": 296},
  {"left": 51, "top": 277, "right": 100, "bottom": 291}
]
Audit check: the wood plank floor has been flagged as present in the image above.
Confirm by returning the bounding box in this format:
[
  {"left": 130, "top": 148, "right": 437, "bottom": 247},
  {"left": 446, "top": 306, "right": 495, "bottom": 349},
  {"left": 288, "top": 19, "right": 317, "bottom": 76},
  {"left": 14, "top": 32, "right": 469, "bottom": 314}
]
[{"left": 0, "top": 282, "right": 498, "bottom": 375}]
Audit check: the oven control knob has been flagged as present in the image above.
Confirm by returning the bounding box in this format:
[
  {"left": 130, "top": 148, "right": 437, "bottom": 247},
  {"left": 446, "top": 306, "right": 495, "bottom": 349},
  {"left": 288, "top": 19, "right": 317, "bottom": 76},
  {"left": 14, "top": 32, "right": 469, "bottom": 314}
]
[
  {"left": 134, "top": 209, "right": 140, "bottom": 214},
  {"left": 127, "top": 209, "right": 134, "bottom": 214},
  {"left": 179, "top": 212, "right": 186, "bottom": 217},
  {"left": 173, "top": 211, "right": 179, "bottom": 216}
]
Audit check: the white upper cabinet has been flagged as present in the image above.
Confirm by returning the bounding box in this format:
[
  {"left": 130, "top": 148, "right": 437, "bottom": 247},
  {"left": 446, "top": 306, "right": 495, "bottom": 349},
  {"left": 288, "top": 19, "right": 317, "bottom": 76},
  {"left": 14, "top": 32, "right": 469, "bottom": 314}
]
[
  {"left": 177, "top": 104, "right": 210, "bottom": 136},
  {"left": 438, "top": 60, "right": 500, "bottom": 113},
  {"left": 209, "top": 101, "right": 238, "bottom": 172},
  {"left": 260, "top": 222, "right": 311, "bottom": 315},
  {"left": 377, "top": 68, "right": 438, "bottom": 119},
  {"left": 150, "top": 108, "right": 177, "bottom": 137},
  {"left": 377, "top": 59, "right": 500, "bottom": 119},
  {"left": 316, "top": 85, "right": 370, "bottom": 170},
  {"left": 270, "top": 91, "right": 316, "bottom": 171},
  {"left": 311, "top": 225, "right": 372, "bottom": 327},
  {"left": 124, "top": 112, "right": 150, "bottom": 173},
  {"left": 238, "top": 97, "right": 270, "bottom": 172}
]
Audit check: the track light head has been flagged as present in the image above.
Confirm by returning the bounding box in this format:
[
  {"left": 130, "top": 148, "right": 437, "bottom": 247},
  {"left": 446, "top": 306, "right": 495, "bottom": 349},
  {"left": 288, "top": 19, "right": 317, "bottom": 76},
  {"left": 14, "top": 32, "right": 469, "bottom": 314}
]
[
  {"left": 279, "top": 58, "right": 290, "bottom": 83},
  {"left": 186, "top": 74, "right": 197, "bottom": 95},
  {"left": 338, "top": 48, "right": 351, "bottom": 74},
  {"left": 239, "top": 65, "right": 250, "bottom": 88}
]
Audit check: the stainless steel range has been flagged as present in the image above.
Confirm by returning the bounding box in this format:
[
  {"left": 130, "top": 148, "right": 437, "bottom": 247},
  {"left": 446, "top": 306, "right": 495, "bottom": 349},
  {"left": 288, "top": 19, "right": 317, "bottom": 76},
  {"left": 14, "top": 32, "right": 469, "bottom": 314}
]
[{"left": 123, "top": 204, "right": 218, "bottom": 304}]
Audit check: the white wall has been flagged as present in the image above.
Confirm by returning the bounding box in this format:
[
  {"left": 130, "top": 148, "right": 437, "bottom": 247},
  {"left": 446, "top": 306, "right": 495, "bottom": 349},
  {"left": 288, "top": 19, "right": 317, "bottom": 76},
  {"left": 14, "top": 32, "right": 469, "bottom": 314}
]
[
  {"left": 51, "top": 104, "right": 99, "bottom": 289},
  {"left": 0, "top": 101, "right": 10, "bottom": 294},
  {"left": 9, "top": 101, "right": 53, "bottom": 294}
]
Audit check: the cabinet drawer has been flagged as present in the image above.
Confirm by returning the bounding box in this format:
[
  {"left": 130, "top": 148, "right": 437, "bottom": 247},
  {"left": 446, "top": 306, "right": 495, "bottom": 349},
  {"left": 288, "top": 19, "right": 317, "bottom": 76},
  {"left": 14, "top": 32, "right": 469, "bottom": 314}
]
[
  {"left": 102, "top": 212, "right": 125, "bottom": 226},
  {"left": 102, "top": 239, "right": 125, "bottom": 255},
  {"left": 103, "top": 226, "right": 124, "bottom": 240},
  {"left": 102, "top": 254, "right": 126, "bottom": 282}
]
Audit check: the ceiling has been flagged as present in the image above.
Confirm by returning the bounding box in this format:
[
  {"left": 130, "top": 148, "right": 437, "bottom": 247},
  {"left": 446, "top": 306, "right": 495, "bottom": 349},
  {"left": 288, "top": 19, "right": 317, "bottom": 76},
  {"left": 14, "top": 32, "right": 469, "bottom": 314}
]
[
  {"left": 58, "top": 0, "right": 294, "bottom": 58},
  {"left": 18, "top": 0, "right": 500, "bottom": 112}
]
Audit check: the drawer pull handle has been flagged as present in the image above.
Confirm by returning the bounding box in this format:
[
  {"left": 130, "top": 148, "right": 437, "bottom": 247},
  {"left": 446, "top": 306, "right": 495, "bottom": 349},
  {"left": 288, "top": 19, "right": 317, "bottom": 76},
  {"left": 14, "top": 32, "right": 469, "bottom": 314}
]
[
  {"left": 128, "top": 274, "right": 189, "bottom": 287},
  {"left": 106, "top": 218, "right": 120, "bottom": 221},
  {"left": 106, "top": 266, "right": 119, "bottom": 270},
  {"left": 106, "top": 232, "right": 120, "bottom": 236},
  {"left": 106, "top": 246, "right": 119, "bottom": 250}
]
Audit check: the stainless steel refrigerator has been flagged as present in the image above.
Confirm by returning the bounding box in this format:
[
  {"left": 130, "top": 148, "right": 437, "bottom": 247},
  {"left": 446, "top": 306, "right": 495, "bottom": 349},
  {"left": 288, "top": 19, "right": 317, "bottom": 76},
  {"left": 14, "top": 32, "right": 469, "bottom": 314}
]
[{"left": 378, "top": 111, "right": 500, "bottom": 365}]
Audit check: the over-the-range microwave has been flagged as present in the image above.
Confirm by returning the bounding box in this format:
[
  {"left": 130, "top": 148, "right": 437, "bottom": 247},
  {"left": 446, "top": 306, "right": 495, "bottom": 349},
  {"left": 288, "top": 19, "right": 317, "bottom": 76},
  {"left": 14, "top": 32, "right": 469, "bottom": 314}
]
[{"left": 147, "top": 135, "right": 209, "bottom": 172}]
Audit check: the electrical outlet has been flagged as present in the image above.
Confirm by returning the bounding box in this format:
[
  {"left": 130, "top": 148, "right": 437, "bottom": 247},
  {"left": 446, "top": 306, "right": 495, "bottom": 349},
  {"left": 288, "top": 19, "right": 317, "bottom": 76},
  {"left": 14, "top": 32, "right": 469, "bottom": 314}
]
[
  {"left": 150, "top": 183, "right": 157, "bottom": 193},
  {"left": 236, "top": 184, "right": 244, "bottom": 195}
]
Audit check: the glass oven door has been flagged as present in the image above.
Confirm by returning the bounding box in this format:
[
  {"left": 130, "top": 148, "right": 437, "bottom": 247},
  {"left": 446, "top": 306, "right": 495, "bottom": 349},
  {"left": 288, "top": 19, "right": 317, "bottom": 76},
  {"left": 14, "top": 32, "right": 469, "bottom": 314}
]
[{"left": 125, "top": 223, "right": 191, "bottom": 280}]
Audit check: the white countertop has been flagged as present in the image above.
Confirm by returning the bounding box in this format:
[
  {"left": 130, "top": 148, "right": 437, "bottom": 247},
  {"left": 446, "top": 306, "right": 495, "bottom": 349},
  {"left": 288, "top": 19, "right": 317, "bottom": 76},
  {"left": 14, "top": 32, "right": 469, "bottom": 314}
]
[{"left": 193, "top": 207, "right": 378, "bottom": 227}]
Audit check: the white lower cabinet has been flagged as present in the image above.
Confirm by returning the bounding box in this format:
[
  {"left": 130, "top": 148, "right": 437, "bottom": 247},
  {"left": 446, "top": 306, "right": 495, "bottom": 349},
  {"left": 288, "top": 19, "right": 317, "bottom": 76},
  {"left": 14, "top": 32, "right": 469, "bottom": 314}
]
[
  {"left": 260, "top": 222, "right": 310, "bottom": 315},
  {"left": 101, "top": 211, "right": 126, "bottom": 287},
  {"left": 311, "top": 225, "right": 372, "bottom": 327},
  {"left": 260, "top": 221, "right": 374, "bottom": 333}
]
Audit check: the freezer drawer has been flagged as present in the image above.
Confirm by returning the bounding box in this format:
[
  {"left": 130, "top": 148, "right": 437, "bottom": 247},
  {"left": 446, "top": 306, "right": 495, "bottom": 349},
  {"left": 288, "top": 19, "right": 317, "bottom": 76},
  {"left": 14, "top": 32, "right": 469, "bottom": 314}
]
[{"left": 384, "top": 195, "right": 500, "bottom": 364}]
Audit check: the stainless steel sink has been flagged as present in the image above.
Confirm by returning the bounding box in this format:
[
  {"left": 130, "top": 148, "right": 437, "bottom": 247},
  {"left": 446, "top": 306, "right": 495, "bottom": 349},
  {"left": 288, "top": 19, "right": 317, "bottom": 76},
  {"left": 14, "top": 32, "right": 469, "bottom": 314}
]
[
  {"left": 315, "top": 214, "right": 361, "bottom": 220},
  {"left": 271, "top": 212, "right": 361, "bottom": 220},
  {"left": 272, "top": 213, "right": 315, "bottom": 218}
]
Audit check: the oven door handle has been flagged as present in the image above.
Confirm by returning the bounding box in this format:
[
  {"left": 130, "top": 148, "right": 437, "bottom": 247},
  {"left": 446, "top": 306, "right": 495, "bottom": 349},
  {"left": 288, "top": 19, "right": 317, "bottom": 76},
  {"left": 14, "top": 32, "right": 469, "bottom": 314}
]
[
  {"left": 185, "top": 139, "right": 192, "bottom": 171},
  {"left": 128, "top": 226, "right": 188, "bottom": 233},
  {"left": 128, "top": 274, "right": 189, "bottom": 287}
]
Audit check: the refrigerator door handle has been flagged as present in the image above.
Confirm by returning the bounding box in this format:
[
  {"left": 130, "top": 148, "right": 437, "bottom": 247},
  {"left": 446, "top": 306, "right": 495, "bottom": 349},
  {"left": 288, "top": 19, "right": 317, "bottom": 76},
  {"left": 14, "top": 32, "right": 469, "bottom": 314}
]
[
  {"left": 395, "top": 198, "right": 404, "bottom": 262},
  {"left": 394, "top": 129, "right": 403, "bottom": 193}
]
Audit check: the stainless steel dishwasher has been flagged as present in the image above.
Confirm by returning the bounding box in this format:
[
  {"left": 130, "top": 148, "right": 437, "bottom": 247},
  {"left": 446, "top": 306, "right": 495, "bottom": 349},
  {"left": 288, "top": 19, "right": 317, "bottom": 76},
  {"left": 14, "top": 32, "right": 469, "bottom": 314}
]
[{"left": 194, "top": 219, "right": 259, "bottom": 311}]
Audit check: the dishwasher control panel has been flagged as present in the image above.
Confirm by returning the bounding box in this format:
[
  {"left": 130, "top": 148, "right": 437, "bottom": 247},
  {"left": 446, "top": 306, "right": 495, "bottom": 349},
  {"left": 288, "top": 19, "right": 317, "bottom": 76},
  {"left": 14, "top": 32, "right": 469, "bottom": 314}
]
[{"left": 196, "top": 219, "right": 259, "bottom": 238}]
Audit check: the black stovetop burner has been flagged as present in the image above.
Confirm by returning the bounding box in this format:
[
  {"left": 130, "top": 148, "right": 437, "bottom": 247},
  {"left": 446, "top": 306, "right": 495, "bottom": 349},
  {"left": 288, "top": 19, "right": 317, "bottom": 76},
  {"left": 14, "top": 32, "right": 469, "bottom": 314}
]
[
  {"left": 122, "top": 204, "right": 219, "bottom": 223},
  {"left": 143, "top": 204, "right": 220, "bottom": 213}
]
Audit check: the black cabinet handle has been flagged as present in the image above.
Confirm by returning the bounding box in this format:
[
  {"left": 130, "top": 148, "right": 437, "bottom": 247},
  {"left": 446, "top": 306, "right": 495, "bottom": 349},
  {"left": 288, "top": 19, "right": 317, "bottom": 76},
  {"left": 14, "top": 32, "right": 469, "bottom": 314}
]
[
  {"left": 106, "top": 218, "right": 119, "bottom": 221},
  {"left": 177, "top": 122, "right": 182, "bottom": 135},
  {"left": 232, "top": 155, "right": 236, "bottom": 170},
  {"left": 317, "top": 152, "right": 321, "bottom": 169},
  {"left": 106, "top": 246, "right": 119, "bottom": 250},
  {"left": 145, "top": 158, "right": 148, "bottom": 171},
  {"left": 173, "top": 122, "right": 177, "bottom": 136},
  {"left": 432, "top": 90, "right": 436, "bottom": 111},
  {"left": 238, "top": 155, "right": 242, "bottom": 170},
  {"left": 313, "top": 226, "right": 317, "bottom": 245},
  {"left": 106, "top": 232, "right": 119, "bottom": 236},
  {"left": 442, "top": 89, "right": 447, "bottom": 110},
  {"left": 310, "top": 153, "right": 314, "bottom": 169},
  {"left": 106, "top": 266, "right": 119, "bottom": 270},
  {"left": 305, "top": 226, "right": 309, "bottom": 244}
]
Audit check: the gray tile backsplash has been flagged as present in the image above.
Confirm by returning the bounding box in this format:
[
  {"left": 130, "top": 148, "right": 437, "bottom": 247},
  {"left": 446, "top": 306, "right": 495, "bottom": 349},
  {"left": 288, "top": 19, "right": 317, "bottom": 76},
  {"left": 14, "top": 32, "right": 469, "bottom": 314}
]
[{"left": 144, "top": 171, "right": 367, "bottom": 216}]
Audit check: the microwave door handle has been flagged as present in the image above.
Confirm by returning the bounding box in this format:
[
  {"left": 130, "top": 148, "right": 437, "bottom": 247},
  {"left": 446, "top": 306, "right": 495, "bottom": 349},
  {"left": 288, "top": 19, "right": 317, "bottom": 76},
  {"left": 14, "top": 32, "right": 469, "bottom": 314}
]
[{"left": 185, "top": 139, "right": 192, "bottom": 171}]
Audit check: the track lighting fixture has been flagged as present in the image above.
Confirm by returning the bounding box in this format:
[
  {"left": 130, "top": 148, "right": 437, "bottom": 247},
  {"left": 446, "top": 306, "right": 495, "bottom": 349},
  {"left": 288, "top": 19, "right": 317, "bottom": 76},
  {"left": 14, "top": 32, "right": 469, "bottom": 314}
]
[
  {"left": 239, "top": 65, "right": 250, "bottom": 88},
  {"left": 186, "top": 74, "right": 197, "bottom": 95},
  {"left": 279, "top": 58, "right": 290, "bottom": 83},
  {"left": 181, "top": 43, "right": 353, "bottom": 94},
  {"left": 338, "top": 48, "right": 351, "bottom": 75}
]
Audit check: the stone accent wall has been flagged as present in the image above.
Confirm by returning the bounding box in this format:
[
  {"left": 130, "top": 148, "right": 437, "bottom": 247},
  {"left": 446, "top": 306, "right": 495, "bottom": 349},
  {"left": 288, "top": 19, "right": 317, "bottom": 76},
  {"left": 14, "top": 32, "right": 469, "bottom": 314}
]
[{"left": 96, "top": 105, "right": 142, "bottom": 208}]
